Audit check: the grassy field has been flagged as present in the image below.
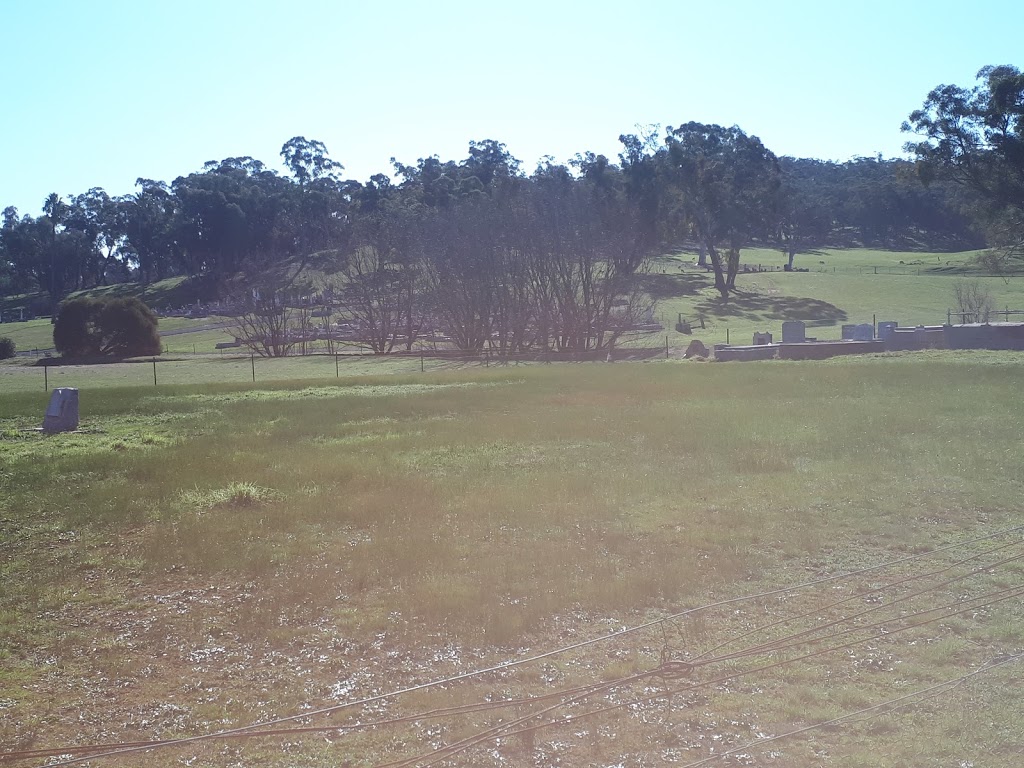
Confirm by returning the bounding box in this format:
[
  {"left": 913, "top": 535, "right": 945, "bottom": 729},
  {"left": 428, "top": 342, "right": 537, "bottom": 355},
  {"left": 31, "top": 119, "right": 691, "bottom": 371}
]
[
  {"left": 1, "top": 357, "right": 1023, "bottom": 767},
  {"left": 650, "top": 247, "right": 1024, "bottom": 349},
  {"left": 0, "top": 316, "right": 233, "bottom": 356},
  {"left": 4, "top": 246, "right": 1022, "bottom": 361},
  {"left": 0, "top": 354, "right": 456, "bottom": 393}
]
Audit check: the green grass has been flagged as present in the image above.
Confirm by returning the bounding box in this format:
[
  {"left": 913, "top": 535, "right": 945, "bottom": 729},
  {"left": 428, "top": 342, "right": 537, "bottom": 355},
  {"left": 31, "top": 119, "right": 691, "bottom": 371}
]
[
  {"left": 0, "top": 315, "right": 233, "bottom": 355},
  {"left": 650, "top": 246, "right": 1024, "bottom": 349},
  {"left": 3, "top": 246, "right": 1015, "bottom": 361},
  {"left": 1, "top": 358, "right": 1023, "bottom": 766},
  {"left": 0, "top": 353, "right": 445, "bottom": 392},
  {"left": 0, "top": 317, "right": 57, "bottom": 352}
]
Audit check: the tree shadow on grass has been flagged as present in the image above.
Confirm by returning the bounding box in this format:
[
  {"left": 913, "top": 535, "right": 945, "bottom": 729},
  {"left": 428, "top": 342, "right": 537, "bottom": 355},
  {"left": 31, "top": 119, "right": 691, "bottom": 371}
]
[
  {"left": 695, "top": 293, "right": 848, "bottom": 327},
  {"left": 637, "top": 272, "right": 711, "bottom": 300}
]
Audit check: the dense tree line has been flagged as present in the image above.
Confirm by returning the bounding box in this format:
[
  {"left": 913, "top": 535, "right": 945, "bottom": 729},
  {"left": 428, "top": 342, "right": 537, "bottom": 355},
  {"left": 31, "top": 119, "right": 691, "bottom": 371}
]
[
  {"left": 903, "top": 64, "right": 1024, "bottom": 273},
  {"left": 3, "top": 68, "right": 1019, "bottom": 348}
]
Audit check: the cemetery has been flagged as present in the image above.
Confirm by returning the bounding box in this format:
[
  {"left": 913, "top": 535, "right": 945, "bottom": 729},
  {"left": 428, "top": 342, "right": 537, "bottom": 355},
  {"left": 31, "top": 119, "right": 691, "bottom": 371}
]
[{"left": 712, "top": 317, "right": 1024, "bottom": 361}]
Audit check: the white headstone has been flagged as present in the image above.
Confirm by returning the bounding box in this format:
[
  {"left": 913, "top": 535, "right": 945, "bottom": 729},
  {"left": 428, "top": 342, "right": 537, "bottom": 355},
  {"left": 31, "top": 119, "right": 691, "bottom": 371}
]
[{"left": 42, "top": 388, "right": 79, "bottom": 433}]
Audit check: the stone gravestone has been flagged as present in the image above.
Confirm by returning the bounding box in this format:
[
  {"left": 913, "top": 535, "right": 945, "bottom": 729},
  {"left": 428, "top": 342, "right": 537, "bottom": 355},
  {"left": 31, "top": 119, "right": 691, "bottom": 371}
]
[
  {"left": 852, "top": 323, "right": 874, "bottom": 341},
  {"left": 752, "top": 332, "right": 773, "bottom": 345},
  {"left": 42, "top": 388, "right": 79, "bottom": 433},
  {"left": 877, "top": 321, "right": 899, "bottom": 341},
  {"left": 781, "top": 321, "right": 806, "bottom": 343},
  {"left": 841, "top": 324, "right": 857, "bottom": 340}
]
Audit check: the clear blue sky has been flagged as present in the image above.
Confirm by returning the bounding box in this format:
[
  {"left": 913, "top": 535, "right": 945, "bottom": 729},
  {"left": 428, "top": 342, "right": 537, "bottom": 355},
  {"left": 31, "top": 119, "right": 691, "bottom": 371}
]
[{"left": 2, "top": 0, "right": 1022, "bottom": 216}]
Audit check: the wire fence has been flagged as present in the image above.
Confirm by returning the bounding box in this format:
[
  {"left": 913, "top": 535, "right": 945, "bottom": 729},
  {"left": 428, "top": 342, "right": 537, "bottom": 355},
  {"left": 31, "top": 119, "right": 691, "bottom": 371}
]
[{"left": 23, "top": 345, "right": 675, "bottom": 392}]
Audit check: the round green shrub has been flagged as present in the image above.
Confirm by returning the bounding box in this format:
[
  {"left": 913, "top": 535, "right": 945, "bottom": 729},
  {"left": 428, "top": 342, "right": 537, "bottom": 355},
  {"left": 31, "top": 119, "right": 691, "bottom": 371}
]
[
  {"left": 54, "top": 297, "right": 161, "bottom": 358},
  {"left": 0, "top": 336, "right": 14, "bottom": 359}
]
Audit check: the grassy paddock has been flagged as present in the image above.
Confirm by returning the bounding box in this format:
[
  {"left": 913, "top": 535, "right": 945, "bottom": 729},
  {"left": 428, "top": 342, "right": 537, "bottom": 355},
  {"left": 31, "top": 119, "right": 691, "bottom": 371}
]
[
  {"left": 1, "top": 355, "right": 1023, "bottom": 766},
  {"left": 652, "top": 247, "right": 1024, "bottom": 349}
]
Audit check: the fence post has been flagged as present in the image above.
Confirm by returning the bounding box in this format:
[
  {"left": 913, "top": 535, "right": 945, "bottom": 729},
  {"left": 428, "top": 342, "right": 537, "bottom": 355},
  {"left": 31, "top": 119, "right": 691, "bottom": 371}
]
[
  {"left": 251, "top": 354, "right": 255, "bottom": 383},
  {"left": 726, "top": 328, "right": 730, "bottom": 344},
  {"left": 420, "top": 352, "right": 424, "bottom": 373},
  {"left": 153, "top": 358, "right": 157, "bottom": 386},
  {"left": 335, "top": 353, "right": 339, "bottom": 377},
  {"left": 947, "top": 309, "right": 951, "bottom": 325},
  {"left": 43, "top": 364, "right": 47, "bottom": 391}
]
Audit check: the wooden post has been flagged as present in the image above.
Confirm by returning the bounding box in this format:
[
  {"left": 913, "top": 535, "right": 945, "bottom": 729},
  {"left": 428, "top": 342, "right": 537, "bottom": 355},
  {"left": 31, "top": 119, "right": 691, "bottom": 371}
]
[
  {"left": 335, "top": 353, "right": 339, "bottom": 377},
  {"left": 152, "top": 358, "right": 157, "bottom": 386},
  {"left": 420, "top": 352, "right": 424, "bottom": 372},
  {"left": 726, "top": 328, "right": 730, "bottom": 344},
  {"left": 44, "top": 364, "right": 47, "bottom": 391},
  {"left": 665, "top": 335, "right": 669, "bottom": 358},
  {"left": 251, "top": 354, "right": 255, "bottom": 382}
]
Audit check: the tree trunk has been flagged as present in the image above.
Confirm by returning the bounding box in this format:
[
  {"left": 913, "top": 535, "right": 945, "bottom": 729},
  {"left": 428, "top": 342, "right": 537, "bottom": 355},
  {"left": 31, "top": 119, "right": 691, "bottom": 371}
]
[
  {"left": 706, "top": 242, "right": 729, "bottom": 299},
  {"left": 725, "top": 245, "right": 740, "bottom": 292}
]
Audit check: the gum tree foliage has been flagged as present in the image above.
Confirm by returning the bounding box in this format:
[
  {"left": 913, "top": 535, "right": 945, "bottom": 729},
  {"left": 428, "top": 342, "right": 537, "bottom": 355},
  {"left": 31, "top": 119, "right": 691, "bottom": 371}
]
[
  {"left": 53, "top": 297, "right": 161, "bottom": 358},
  {"left": 904, "top": 65, "right": 1024, "bottom": 269},
  {"left": 118, "top": 180, "right": 178, "bottom": 283},
  {"left": 776, "top": 157, "right": 836, "bottom": 270},
  {"left": 663, "top": 123, "right": 781, "bottom": 298},
  {"left": 0, "top": 127, "right": 994, "bottom": 338}
]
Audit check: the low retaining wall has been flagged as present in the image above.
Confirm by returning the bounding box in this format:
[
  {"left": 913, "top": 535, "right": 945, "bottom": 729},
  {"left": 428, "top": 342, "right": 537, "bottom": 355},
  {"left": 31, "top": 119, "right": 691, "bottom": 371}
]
[
  {"left": 778, "top": 340, "right": 885, "bottom": 360},
  {"left": 714, "top": 340, "right": 885, "bottom": 362},
  {"left": 712, "top": 323, "right": 1024, "bottom": 362},
  {"left": 713, "top": 344, "right": 778, "bottom": 362},
  {"left": 885, "top": 326, "right": 945, "bottom": 351},
  {"left": 943, "top": 323, "right": 1024, "bottom": 350}
]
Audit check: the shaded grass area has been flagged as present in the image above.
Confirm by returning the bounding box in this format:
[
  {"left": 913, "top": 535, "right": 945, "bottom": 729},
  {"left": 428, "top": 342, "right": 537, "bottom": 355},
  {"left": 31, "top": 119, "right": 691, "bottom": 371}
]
[{"left": 2, "top": 359, "right": 1024, "bottom": 766}]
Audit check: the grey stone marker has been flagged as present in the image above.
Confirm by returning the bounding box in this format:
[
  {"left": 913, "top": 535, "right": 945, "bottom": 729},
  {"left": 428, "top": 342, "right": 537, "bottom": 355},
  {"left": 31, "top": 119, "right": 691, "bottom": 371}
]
[
  {"left": 852, "top": 323, "right": 874, "bottom": 341},
  {"left": 753, "top": 331, "right": 773, "bottom": 345},
  {"left": 781, "top": 321, "right": 806, "bottom": 343},
  {"left": 841, "top": 324, "right": 857, "bottom": 340},
  {"left": 42, "top": 388, "right": 79, "bottom": 433},
  {"left": 877, "top": 321, "right": 899, "bottom": 341}
]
